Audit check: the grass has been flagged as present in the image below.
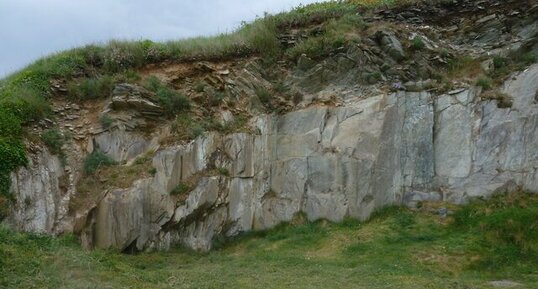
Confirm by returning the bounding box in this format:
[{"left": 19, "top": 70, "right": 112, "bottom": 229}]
[
  {"left": 170, "top": 183, "right": 191, "bottom": 196},
  {"left": 1, "top": 192, "right": 537, "bottom": 288},
  {"left": 72, "top": 152, "right": 155, "bottom": 213},
  {"left": 83, "top": 150, "right": 116, "bottom": 174},
  {"left": 41, "top": 128, "right": 66, "bottom": 156},
  {"left": 67, "top": 76, "right": 114, "bottom": 99}
]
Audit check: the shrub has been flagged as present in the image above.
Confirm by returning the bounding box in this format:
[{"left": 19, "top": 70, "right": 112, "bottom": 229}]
[
  {"left": 157, "top": 87, "right": 191, "bottom": 116},
  {"left": 170, "top": 183, "right": 191, "bottom": 196},
  {"left": 207, "top": 90, "right": 225, "bottom": 106},
  {"left": 218, "top": 167, "right": 230, "bottom": 176},
  {"left": 0, "top": 139, "right": 27, "bottom": 198},
  {"left": 143, "top": 75, "right": 162, "bottom": 93},
  {"left": 411, "top": 36, "right": 425, "bottom": 50},
  {"left": 41, "top": 129, "right": 65, "bottom": 155},
  {"left": 493, "top": 56, "right": 507, "bottom": 69},
  {"left": 0, "top": 89, "right": 51, "bottom": 123},
  {"left": 194, "top": 81, "right": 207, "bottom": 93},
  {"left": 148, "top": 167, "right": 157, "bottom": 176},
  {"left": 83, "top": 150, "right": 116, "bottom": 174},
  {"left": 476, "top": 76, "right": 492, "bottom": 90},
  {"left": 68, "top": 76, "right": 114, "bottom": 99},
  {"left": 286, "top": 14, "right": 363, "bottom": 61},
  {"left": 100, "top": 114, "right": 114, "bottom": 129},
  {"left": 0, "top": 109, "right": 22, "bottom": 138},
  {"left": 255, "top": 87, "right": 272, "bottom": 105}
]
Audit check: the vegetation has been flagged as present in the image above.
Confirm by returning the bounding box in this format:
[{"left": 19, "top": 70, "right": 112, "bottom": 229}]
[
  {"left": 475, "top": 76, "right": 492, "bottom": 90},
  {"left": 73, "top": 152, "right": 155, "bottom": 213},
  {"left": 99, "top": 114, "right": 114, "bottom": 129},
  {"left": 144, "top": 76, "right": 191, "bottom": 116},
  {"left": 286, "top": 14, "right": 364, "bottom": 61},
  {"left": 411, "top": 35, "right": 425, "bottom": 50},
  {"left": 1, "top": 192, "right": 538, "bottom": 288},
  {"left": 68, "top": 76, "right": 114, "bottom": 99},
  {"left": 41, "top": 128, "right": 65, "bottom": 156},
  {"left": 83, "top": 150, "right": 116, "bottom": 174},
  {"left": 170, "top": 183, "right": 191, "bottom": 196},
  {"left": 255, "top": 87, "right": 272, "bottom": 106}
]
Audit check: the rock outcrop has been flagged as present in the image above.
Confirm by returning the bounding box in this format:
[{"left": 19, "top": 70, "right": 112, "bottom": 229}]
[
  {"left": 73, "top": 64, "right": 538, "bottom": 252},
  {"left": 4, "top": 0, "right": 538, "bottom": 253}
]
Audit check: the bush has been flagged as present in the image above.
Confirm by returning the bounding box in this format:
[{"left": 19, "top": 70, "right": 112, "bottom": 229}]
[
  {"left": 143, "top": 75, "right": 162, "bottom": 93},
  {"left": 0, "top": 109, "right": 22, "bottom": 138},
  {"left": 412, "top": 36, "right": 425, "bottom": 50},
  {"left": 218, "top": 167, "right": 230, "bottom": 176},
  {"left": 83, "top": 150, "right": 116, "bottom": 174},
  {"left": 194, "top": 81, "right": 207, "bottom": 93},
  {"left": 286, "top": 14, "right": 363, "bottom": 61},
  {"left": 0, "top": 139, "right": 27, "bottom": 198},
  {"left": 255, "top": 87, "right": 272, "bottom": 105},
  {"left": 493, "top": 56, "right": 507, "bottom": 69},
  {"left": 68, "top": 76, "right": 114, "bottom": 99},
  {"left": 157, "top": 87, "right": 191, "bottom": 116},
  {"left": 476, "top": 76, "right": 492, "bottom": 90},
  {"left": 100, "top": 114, "right": 114, "bottom": 129},
  {"left": 207, "top": 90, "right": 225, "bottom": 106},
  {"left": 170, "top": 183, "right": 191, "bottom": 196},
  {"left": 41, "top": 129, "right": 65, "bottom": 155},
  {"left": 0, "top": 89, "right": 51, "bottom": 123}
]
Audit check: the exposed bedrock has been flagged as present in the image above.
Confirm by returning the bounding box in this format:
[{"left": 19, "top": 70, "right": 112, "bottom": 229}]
[{"left": 8, "top": 64, "right": 538, "bottom": 252}]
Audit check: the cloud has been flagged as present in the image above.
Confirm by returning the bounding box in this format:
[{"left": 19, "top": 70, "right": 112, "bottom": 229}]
[{"left": 0, "top": 0, "right": 324, "bottom": 77}]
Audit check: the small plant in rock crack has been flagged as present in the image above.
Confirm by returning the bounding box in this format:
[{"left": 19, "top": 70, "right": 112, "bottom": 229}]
[
  {"left": 476, "top": 76, "right": 493, "bottom": 90},
  {"left": 411, "top": 36, "right": 425, "bottom": 50},
  {"left": 100, "top": 114, "right": 114, "bottom": 129},
  {"left": 170, "top": 183, "right": 191, "bottom": 196},
  {"left": 41, "top": 128, "right": 66, "bottom": 155},
  {"left": 217, "top": 167, "right": 230, "bottom": 176},
  {"left": 83, "top": 150, "right": 116, "bottom": 174}
]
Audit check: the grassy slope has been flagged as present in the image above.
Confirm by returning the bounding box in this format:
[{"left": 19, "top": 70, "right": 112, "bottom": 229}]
[{"left": 1, "top": 192, "right": 537, "bottom": 289}]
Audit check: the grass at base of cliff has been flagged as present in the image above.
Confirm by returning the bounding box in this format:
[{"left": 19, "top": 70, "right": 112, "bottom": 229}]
[{"left": 2, "top": 192, "right": 538, "bottom": 289}]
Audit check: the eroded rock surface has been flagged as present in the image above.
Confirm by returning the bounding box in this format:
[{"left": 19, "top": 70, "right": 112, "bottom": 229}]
[{"left": 69, "top": 64, "right": 538, "bottom": 252}]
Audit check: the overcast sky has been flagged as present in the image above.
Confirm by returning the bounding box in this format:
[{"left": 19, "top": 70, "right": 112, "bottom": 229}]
[{"left": 0, "top": 0, "right": 325, "bottom": 78}]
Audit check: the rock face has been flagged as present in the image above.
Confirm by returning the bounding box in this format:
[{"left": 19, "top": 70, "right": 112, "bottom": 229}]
[
  {"left": 6, "top": 150, "right": 65, "bottom": 233},
  {"left": 6, "top": 64, "right": 538, "bottom": 252},
  {"left": 74, "top": 65, "right": 538, "bottom": 252}
]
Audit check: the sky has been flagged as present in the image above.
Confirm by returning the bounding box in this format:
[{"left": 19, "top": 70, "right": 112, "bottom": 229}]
[{"left": 0, "top": 0, "right": 325, "bottom": 78}]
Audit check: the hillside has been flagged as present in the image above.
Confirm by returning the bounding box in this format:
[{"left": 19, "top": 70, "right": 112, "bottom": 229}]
[{"left": 0, "top": 0, "right": 538, "bottom": 287}]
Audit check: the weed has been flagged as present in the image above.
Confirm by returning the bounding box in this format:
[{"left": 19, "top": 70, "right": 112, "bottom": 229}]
[
  {"left": 143, "top": 75, "right": 162, "bottom": 93},
  {"left": 83, "top": 150, "right": 116, "bottom": 174},
  {"left": 207, "top": 90, "right": 225, "bottom": 106},
  {"left": 286, "top": 14, "right": 364, "bottom": 61},
  {"left": 194, "top": 81, "right": 206, "bottom": 93},
  {"left": 493, "top": 56, "right": 507, "bottom": 70},
  {"left": 255, "top": 87, "right": 272, "bottom": 105},
  {"left": 170, "top": 183, "right": 191, "bottom": 196},
  {"left": 41, "top": 128, "right": 65, "bottom": 155},
  {"left": 366, "top": 71, "right": 382, "bottom": 84},
  {"left": 68, "top": 76, "right": 114, "bottom": 99},
  {"left": 217, "top": 167, "right": 230, "bottom": 177},
  {"left": 100, "top": 114, "right": 114, "bottom": 129},
  {"left": 411, "top": 36, "right": 425, "bottom": 50},
  {"left": 157, "top": 87, "right": 191, "bottom": 116},
  {"left": 148, "top": 167, "right": 157, "bottom": 176},
  {"left": 476, "top": 76, "right": 492, "bottom": 90}
]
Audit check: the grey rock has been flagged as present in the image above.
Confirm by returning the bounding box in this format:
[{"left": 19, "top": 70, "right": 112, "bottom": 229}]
[{"left": 376, "top": 30, "right": 406, "bottom": 60}]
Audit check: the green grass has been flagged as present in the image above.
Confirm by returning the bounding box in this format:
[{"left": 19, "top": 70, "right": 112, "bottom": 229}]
[
  {"left": 83, "top": 150, "right": 116, "bottom": 174},
  {"left": 1, "top": 192, "right": 537, "bottom": 288},
  {"left": 170, "top": 183, "right": 191, "bottom": 196},
  {"left": 41, "top": 128, "right": 65, "bottom": 156}
]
